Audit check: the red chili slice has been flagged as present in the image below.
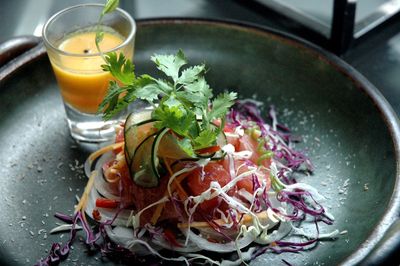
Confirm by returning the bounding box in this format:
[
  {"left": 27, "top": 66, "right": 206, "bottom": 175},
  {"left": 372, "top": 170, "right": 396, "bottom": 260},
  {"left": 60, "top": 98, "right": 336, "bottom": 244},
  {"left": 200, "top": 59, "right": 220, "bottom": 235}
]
[{"left": 95, "top": 198, "right": 120, "bottom": 209}]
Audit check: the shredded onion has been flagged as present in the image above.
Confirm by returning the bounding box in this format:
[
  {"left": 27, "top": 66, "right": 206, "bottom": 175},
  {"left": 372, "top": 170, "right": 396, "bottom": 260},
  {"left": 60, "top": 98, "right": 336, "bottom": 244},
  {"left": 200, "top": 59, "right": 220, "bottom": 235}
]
[{"left": 181, "top": 228, "right": 255, "bottom": 253}]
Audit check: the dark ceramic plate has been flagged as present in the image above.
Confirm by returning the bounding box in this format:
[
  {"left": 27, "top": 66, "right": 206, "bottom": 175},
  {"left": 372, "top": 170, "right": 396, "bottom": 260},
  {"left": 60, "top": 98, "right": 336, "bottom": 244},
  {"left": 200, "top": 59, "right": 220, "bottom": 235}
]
[{"left": 0, "top": 19, "right": 399, "bottom": 266}]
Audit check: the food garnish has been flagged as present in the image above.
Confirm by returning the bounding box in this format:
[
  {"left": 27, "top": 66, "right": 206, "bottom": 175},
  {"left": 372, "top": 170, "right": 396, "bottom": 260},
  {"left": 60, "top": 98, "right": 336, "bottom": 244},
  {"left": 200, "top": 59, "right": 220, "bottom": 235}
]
[{"left": 98, "top": 49, "right": 237, "bottom": 157}]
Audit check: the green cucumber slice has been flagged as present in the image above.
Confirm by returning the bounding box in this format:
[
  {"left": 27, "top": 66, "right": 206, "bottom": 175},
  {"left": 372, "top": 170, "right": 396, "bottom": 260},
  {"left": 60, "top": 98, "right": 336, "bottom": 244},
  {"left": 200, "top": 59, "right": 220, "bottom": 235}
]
[
  {"left": 124, "top": 110, "right": 156, "bottom": 165},
  {"left": 157, "top": 132, "right": 195, "bottom": 160},
  {"left": 130, "top": 128, "right": 171, "bottom": 188},
  {"left": 127, "top": 117, "right": 230, "bottom": 188},
  {"left": 151, "top": 128, "right": 170, "bottom": 181},
  {"left": 130, "top": 132, "right": 159, "bottom": 188}
]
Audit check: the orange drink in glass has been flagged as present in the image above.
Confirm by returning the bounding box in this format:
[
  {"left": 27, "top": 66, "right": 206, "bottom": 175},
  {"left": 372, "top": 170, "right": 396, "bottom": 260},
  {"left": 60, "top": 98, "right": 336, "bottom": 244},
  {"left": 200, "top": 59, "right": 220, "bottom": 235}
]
[{"left": 42, "top": 4, "right": 135, "bottom": 142}]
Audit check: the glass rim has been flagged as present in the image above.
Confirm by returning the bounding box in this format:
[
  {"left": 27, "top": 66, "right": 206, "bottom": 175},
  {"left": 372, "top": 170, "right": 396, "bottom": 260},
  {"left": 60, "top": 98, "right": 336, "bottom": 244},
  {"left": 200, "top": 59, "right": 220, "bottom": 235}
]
[{"left": 42, "top": 3, "right": 136, "bottom": 57}]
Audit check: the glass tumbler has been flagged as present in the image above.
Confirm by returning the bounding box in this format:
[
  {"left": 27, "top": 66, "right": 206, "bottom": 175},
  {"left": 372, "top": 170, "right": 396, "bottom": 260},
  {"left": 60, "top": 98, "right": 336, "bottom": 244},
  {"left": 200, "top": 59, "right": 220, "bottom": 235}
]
[{"left": 42, "top": 4, "right": 136, "bottom": 142}]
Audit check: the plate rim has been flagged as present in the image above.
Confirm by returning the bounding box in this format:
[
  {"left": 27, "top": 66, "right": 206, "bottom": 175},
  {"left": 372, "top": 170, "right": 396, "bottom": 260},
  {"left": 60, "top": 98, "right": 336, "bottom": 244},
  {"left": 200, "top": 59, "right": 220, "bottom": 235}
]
[{"left": 1, "top": 17, "right": 399, "bottom": 266}]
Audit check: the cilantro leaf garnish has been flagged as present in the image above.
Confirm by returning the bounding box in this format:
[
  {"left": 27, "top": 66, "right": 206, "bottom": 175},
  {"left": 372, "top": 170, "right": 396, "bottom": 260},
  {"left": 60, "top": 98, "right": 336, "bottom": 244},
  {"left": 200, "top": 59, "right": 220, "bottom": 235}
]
[
  {"left": 151, "top": 50, "right": 187, "bottom": 83},
  {"left": 101, "top": 53, "right": 135, "bottom": 85},
  {"left": 98, "top": 49, "right": 237, "bottom": 154},
  {"left": 97, "top": 81, "right": 128, "bottom": 118},
  {"left": 208, "top": 92, "right": 238, "bottom": 123},
  {"left": 193, "top": 128, "right": 219, "bottom": 150}
]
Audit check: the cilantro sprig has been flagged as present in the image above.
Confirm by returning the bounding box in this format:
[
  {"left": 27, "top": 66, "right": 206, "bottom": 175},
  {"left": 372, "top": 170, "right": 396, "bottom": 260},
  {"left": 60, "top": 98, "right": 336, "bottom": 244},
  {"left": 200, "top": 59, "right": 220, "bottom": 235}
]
[{"left": 99, "top": 50, "right": 237, "bottom": 155}]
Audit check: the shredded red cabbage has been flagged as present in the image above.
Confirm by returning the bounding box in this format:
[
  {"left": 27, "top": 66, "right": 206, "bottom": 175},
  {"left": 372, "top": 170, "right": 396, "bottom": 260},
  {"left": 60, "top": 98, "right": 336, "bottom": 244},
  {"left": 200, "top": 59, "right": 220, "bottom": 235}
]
[
  {"left": 277, "top": 190, "right": 324, "bottom": 218},
  {"left": 35, "top": 210, "right": 139, "bottom": 266},
  {"left": 229, "top": 100, "right": 314, "bottom": 175},
  {"left": 36, "top": 212, "right": 86, "bottom": 266}
]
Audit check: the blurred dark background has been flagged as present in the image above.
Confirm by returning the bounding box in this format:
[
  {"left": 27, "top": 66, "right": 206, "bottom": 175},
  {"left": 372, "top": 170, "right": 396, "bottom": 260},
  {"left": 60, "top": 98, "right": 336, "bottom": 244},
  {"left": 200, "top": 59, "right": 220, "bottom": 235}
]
[{"left": 2, "top": 0, "right": 400, "bottom": 117}]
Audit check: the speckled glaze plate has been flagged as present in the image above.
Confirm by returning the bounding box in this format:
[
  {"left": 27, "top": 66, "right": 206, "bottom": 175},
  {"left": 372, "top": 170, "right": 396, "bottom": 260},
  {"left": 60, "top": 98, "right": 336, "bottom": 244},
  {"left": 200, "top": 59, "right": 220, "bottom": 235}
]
[{"left": 0, "top": 19, "right": 399, "bottom": 266}]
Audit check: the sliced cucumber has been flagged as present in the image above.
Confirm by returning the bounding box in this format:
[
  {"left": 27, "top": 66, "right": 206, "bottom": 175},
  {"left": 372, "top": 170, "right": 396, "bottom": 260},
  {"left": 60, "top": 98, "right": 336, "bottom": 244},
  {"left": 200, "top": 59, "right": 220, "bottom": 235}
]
[
  {"left": 130, "top": 132, "right": 159, "bottom": 188},
  {"left": 130, "top": 128, "right": 175, "bottom": 188},
  {"left": 124, "top": 110, "right": 157, "bottom": 165},
  {"left": 157, "top": 132, "right": 195, "bottom": 160},
  {"left": 126, "top": 116, "right": 230, "bottom": 188},
  {"left": 151, "top": 128, "right": 170, "bottom": 181}
]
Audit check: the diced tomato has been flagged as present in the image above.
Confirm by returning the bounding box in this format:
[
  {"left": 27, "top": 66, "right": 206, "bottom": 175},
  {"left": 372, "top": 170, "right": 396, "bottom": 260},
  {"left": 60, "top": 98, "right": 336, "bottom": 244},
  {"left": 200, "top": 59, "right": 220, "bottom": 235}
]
[
  {"left": 224, "top": 123, "right": 240, "bottom": 150},
  {"left": 235, "top": 160, "right": 256, "bottom": 193},
  {"left": 220, "top": 158, "right": 255, "bottom": 193},
  {"left": 186, "top": 162, "right": 231, "bottom": 213},
  {"left": 237, "top": 178, "right": 253, "bottom": 193},
  {"left": 237, "top": 133, "right": 271, "bottom": 168},
  {"left": 220, "top": 157, "right": 271, "bottom": 194},
  {"left": 131, "top": 180, "right": 181, "bottom": 226},
  {"left": 223, "top": 123, "right": 235, "bottom": 133},
  {"left": 238, "top": 134, "right": 258, "bottom": 163},
  {"left": 236, "top": 161, "right": 271, "bottom": 192}
]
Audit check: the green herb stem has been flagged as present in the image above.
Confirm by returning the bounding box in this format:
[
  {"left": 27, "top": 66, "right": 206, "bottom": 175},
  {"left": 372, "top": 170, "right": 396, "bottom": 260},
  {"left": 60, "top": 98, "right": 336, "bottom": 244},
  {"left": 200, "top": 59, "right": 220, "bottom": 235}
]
[{"left": 95, "top": 0, "right": 120, "bottom": 60}]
